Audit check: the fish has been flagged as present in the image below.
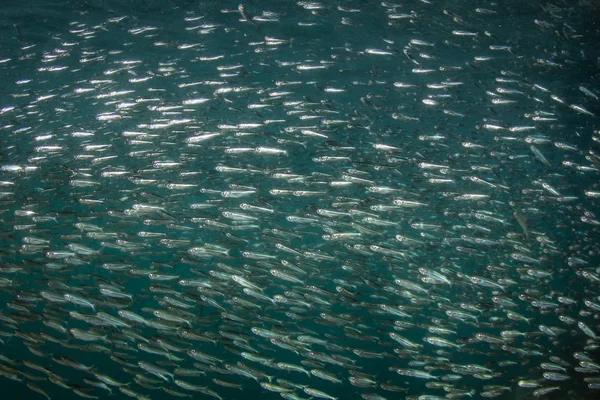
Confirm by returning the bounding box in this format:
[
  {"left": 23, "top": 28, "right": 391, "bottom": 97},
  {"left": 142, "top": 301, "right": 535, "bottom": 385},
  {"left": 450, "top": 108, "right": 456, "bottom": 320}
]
[
  {"left": 238, "top": 4, "right": 258, "bottom": 28},
  {"left": 1, "top": 1, "right": 600, "bottom": 400}
]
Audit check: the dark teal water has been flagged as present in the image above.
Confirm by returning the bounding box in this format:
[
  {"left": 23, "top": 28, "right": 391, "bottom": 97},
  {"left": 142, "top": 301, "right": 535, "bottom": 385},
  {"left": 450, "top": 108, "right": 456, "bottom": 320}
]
[{"left": 1, "top": 1, "right": 600, "bottom": 400}]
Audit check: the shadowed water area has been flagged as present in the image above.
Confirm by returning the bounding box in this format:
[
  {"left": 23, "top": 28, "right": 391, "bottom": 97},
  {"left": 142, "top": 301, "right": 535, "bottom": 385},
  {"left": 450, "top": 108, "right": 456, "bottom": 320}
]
[{"left": 0, "top": 1, "right": 600, "bottom": 399}]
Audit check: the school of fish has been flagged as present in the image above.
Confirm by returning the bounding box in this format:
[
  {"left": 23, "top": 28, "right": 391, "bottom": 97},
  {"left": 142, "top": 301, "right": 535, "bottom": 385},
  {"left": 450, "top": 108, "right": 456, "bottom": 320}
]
[{"left": 0, "top": 1, "right": 599, "bottom": 400}]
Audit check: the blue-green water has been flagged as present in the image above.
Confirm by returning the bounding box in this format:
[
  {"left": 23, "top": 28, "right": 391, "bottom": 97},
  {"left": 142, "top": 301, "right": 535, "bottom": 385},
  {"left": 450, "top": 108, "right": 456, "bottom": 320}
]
[{"left": 1, "top": 1, "right": 599, "bottom": 400}]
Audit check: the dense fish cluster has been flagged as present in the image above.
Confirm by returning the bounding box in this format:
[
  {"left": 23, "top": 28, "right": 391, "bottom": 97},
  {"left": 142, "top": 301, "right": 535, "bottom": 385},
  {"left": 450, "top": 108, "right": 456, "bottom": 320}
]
[{"left": 0, "top": 0, "right": 599, "bottom": 399}]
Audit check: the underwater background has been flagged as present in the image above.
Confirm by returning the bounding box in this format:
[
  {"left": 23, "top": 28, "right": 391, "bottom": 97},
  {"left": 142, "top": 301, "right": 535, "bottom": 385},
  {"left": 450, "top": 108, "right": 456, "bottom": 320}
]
[{"left": 1, "top": 1, "right": 600, "bottom": 400}]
